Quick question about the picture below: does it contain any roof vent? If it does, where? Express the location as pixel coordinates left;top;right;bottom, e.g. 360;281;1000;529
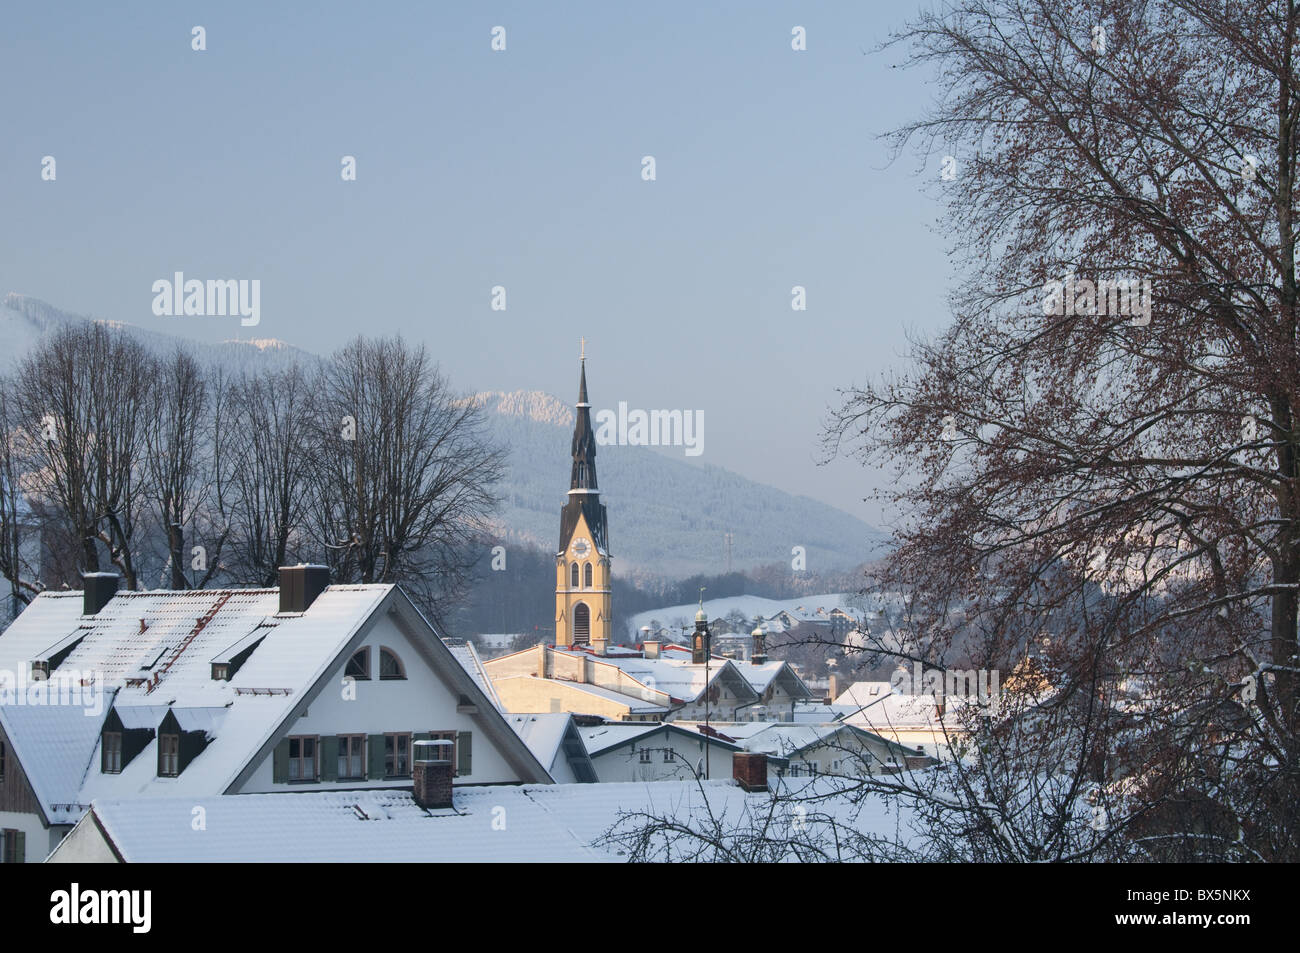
278;564;330;613
82;573;120;616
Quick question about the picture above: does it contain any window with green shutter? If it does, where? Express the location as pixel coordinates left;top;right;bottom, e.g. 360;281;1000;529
459;731;472;776
320;736;339;782
1;829;23;864
368;734;386;780
272;739;290;783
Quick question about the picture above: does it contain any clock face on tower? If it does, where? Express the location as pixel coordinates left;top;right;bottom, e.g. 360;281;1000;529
571;538;591;558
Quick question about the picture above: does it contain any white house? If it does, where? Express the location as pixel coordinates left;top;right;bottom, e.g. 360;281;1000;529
0;566;551;862
579;721;741;782
681;721;926;778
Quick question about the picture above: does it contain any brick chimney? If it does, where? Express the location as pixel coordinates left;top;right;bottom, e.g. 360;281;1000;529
732;751;768;792
412;739;454;809
278;564;330;613
82;572;119;616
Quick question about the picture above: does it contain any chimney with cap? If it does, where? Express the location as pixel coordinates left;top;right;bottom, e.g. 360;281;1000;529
278;564;330;613
82;572;120;616
733;751;768;792
412;739;455;809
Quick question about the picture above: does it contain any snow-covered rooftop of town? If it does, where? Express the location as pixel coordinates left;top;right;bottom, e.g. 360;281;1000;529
61;776;921;862
0;586;395;822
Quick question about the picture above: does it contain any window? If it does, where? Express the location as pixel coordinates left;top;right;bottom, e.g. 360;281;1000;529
584;562;593;588
287;736;318;781
379;648;405;680
338;735;365;780
662;747;673;763
573;603;590;645
102;732;123;774
211;663;230;681
429;731;457;773
639;747;652;764
385;733;411;778
570;562;579;588
1;829;23;864
159;734;180;777
345;648;370;680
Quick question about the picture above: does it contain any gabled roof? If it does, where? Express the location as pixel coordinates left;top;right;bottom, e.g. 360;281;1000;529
553;648;759;706
579;721;741;757
0;584;551;825
504;715;599;783
443;638;502;709
493;674;670;715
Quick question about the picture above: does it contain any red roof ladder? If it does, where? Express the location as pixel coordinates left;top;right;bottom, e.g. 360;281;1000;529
145;592;233;694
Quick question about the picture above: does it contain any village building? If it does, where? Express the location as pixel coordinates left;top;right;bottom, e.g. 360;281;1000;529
0;565;551;862
578;721;742;782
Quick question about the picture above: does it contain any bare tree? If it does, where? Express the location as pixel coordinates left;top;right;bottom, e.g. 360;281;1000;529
816;0;1300;860
225;365;316;586
308;336;505;623
13;323;155;589
0;378;43;615
143;348;209;589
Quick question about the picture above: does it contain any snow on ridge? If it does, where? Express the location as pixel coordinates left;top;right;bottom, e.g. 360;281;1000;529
466;390;574;427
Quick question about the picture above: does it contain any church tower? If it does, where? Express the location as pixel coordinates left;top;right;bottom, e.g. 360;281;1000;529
555;352;611;648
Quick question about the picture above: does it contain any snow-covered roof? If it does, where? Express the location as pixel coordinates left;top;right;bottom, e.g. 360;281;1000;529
834;681;971;731
507;713;576;768
0;584;549;824
494;674;672;715
579;722;663;756
555;648;759;706
579;721;741;757
62;776;921;863
443;639;502;709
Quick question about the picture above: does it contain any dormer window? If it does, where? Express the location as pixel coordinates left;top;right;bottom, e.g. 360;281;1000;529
30;661;48;682
102;732;123;773
346;648;371;680
379;648;405;680
159;733;180;777
211;663;230;681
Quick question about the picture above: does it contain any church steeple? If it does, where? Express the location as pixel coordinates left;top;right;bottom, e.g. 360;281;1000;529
570;358;598;491
556;344;612;648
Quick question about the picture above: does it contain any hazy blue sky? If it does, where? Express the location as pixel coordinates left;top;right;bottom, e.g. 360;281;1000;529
0;2;952;529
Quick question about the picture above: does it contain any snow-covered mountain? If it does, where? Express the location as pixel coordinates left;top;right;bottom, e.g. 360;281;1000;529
0;293;309;372
1;294;888;578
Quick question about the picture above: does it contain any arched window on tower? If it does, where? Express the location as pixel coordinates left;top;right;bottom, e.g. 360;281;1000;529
570;562;580;588
584;562;593;588
573;603;591;645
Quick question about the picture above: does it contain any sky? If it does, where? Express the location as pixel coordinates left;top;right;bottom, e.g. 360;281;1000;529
0;1;953;530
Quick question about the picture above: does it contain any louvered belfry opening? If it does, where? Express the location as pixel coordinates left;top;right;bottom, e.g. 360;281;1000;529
573;603;590;645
